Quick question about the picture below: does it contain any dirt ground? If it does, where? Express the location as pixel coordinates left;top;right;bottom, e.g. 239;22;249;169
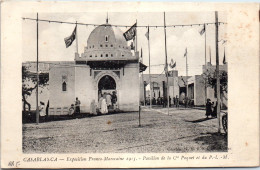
23;107;227;153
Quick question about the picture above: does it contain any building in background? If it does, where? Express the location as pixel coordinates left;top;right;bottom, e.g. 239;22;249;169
23;22;146;115
140;62;228;108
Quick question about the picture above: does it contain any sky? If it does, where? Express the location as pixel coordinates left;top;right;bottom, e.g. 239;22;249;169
22;12;227;76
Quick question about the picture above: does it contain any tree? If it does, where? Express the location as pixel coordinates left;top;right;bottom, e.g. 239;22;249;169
203;70;228;94
202;69;228;108
22;65;49;111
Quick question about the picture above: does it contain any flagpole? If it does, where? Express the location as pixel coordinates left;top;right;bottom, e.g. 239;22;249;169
215;11;221;133
36;13;39;124
210;46;212;64
148;26;152;109
136;20;138;53
163;12;169;116
186;48;188;101
76;21;79;54
204;23;207;105
141;49;145;106
136;19;141;127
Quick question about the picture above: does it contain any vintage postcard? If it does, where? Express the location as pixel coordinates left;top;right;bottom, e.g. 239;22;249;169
1;1;259;168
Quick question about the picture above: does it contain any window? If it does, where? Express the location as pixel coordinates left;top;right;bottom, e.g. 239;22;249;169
89;46;91;49
95;55;97;57
92;45;94;48
105;35;108;42
101;54;103;57
106;54;108;57
111;54;113;57
111;44;113;47
100;44;103;47
90;55;92;58
122;54;124;57
62;82;67;91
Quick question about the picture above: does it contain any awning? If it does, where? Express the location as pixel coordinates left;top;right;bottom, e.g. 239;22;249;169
86;60;129;69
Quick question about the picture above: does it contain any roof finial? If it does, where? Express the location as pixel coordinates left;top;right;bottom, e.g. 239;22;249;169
106;12;108;24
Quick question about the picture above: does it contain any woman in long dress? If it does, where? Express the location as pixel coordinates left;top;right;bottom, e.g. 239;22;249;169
101;97;108;114
98;96;103;114
90;100;97;116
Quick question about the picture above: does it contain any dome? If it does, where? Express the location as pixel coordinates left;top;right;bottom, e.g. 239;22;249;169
87;24;128;48
82;23;133;60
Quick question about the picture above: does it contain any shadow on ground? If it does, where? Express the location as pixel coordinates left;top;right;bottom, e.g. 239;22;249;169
185;117;215;123
194;132;228;152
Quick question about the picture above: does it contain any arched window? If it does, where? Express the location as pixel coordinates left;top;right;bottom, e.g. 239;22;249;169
106;54;108;57
105;35;108;42
62;81;67;91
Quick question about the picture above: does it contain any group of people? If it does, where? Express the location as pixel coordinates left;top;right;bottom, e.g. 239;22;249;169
69;97;81;117
148;95;183;108
205;99;218;118
69;91;118;116
92;91;118;115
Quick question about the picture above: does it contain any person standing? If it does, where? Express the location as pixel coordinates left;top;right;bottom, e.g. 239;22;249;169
39;101;46;122
90;100;97;116
111;91;117;109
75;97;81;116
169;96;171;107
176;95;179;108
205;99;212;118
106;93;112;109
101;96;108;114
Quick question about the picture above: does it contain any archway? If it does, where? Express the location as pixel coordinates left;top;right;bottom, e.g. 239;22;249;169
98;75;117;110
98;75;116;90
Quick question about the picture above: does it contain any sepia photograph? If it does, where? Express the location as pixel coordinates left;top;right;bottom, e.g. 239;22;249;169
22;12;228;153
1;1;259;168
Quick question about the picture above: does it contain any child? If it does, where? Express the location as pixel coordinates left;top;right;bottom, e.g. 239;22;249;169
69;104;75;117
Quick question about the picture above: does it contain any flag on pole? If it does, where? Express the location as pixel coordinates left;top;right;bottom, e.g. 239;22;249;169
145;26;149;40
123;23;136;41
223;48;227;64
64;26;77;48
184;48;187;57
169;59;176;69
199;25;205;35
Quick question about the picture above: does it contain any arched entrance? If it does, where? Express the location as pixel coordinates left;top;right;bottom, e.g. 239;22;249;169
98;75;116;90
98;75;118;110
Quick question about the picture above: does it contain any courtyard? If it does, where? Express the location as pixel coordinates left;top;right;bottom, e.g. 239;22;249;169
23;107;227;153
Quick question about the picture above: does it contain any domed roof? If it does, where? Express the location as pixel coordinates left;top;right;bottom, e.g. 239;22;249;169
77;23;137;63
87;24;127;48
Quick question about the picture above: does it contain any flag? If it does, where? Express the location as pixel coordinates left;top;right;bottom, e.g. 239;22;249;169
169;59;176;69
64;26;77;48
223;48;227;64
145;26;149;40
184;48;187;57
199;25;205;35
123;23;136;41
